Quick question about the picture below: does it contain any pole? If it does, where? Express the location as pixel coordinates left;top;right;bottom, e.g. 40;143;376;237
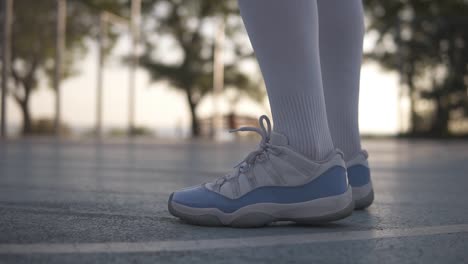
212;18;225;140
96;13;107;138
1;0;13;139
95;11;128;139
128;0;141;137
54;0;66;136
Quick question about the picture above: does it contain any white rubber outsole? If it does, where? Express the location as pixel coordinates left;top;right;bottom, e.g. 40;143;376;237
168;187;354;228
351;181;374;210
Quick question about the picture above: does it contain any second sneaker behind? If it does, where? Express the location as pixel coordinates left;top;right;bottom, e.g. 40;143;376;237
346;150;374;210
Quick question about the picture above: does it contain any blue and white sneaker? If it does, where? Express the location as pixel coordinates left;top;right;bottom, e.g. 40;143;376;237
346;150;374;210
168;115;354;227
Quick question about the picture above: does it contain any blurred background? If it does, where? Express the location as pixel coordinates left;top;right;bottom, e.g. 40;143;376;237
1;2;468;262
0;0;467;141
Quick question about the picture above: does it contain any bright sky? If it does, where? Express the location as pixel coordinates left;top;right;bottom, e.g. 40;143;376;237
4;33;403;137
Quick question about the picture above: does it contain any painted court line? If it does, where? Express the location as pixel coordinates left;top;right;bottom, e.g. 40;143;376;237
1;224;467;255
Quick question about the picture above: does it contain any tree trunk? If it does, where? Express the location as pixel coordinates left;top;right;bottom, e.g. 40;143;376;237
407;73;419;135
12;65;36;136
432;94;450;137
20;100;32;135
186;91;200;137
409;91;418;134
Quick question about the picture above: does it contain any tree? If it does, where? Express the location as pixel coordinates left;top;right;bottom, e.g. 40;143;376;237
140;0;257;137
3;0;124;135
364;0;468;136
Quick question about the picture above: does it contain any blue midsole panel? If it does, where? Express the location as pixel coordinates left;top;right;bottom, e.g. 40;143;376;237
172;166;348;213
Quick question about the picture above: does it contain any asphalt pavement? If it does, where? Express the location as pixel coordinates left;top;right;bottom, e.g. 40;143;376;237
0;138;467;263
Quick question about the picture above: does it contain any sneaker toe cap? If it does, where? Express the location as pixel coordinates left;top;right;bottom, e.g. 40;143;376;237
170;184;221;208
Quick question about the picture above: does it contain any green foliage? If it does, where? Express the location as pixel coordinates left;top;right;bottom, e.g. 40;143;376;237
30;118;71;136
364;0;468;136
6;0;125;134
139;0;258;137
108;126;155;137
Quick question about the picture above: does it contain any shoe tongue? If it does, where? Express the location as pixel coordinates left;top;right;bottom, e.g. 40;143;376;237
269;131;289;146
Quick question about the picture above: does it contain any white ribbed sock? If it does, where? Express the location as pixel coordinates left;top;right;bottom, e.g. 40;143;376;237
318;0;365;161
238;0;334;160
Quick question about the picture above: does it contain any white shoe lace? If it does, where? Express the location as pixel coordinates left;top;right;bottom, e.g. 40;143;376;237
213;115;277;191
